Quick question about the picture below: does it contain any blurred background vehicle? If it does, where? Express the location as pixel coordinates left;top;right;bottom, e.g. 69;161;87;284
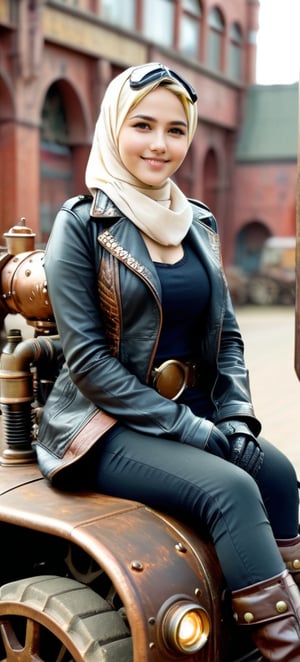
226;236;296;306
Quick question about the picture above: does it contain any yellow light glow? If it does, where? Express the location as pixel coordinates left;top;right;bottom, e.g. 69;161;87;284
177;610;206;648
163;601;210;654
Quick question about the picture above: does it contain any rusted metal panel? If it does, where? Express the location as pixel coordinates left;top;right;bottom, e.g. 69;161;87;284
0;462;41;495
74;508;227;661
0;462;227;661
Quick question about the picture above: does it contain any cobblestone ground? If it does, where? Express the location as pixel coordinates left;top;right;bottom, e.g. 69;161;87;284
236;305;300;477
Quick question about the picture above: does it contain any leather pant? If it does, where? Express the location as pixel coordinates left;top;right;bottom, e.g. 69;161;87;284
79;426;299;591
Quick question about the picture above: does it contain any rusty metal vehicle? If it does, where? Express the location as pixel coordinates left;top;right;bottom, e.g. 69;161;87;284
0;220;261;662
247;236;296;306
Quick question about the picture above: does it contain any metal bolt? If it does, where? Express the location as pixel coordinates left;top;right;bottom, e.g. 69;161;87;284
130;560;144;572
175;542;187;553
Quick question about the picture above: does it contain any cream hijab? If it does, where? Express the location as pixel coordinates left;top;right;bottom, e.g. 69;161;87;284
85;64;198;246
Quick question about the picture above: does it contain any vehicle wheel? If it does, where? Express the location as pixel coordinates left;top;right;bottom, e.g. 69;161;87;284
279;284;295;305
0;575;132;662
248;277;279;305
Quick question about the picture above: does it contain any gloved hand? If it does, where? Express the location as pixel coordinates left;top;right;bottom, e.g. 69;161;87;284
190;419;230;460
205;425;231;460
216;420;264;478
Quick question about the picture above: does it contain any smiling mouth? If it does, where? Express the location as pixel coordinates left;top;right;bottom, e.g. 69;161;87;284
142;157;168;166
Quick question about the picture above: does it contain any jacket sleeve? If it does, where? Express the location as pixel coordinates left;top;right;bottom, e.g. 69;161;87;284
189;203;261;437
43;202;217;448
211;280;261;436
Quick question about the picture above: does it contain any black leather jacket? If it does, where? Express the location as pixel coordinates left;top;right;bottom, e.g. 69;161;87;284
34;193;261;481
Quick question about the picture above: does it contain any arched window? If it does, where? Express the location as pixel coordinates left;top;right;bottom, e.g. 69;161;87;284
179;0;202;58
99;0;135;30
208;7;225;72
236;222;271;274
229;22;242;80
142;0;174;47
40;85;72;243
203;148;218;214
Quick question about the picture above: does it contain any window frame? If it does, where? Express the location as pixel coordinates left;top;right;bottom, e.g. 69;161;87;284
228;21;243;81
207;6;225;73
179;0;202;59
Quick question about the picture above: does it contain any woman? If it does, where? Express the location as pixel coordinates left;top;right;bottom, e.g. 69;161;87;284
35;63;300;659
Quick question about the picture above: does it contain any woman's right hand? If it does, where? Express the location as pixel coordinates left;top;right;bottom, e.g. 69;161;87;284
191;420;230;459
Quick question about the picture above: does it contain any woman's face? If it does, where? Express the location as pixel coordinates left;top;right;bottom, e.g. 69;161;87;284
118;86;189;186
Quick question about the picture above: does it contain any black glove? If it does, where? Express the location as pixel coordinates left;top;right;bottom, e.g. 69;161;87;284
189;419;230;460
205;425;231;460
217;420;264;478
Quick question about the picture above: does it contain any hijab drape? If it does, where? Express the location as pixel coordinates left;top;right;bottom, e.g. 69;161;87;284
85;65;198;246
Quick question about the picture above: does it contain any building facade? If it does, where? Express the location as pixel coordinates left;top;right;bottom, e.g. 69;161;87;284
233;84;298;270
1;0;296;270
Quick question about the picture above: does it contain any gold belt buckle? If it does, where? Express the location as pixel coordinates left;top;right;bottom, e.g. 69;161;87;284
151;359;190;401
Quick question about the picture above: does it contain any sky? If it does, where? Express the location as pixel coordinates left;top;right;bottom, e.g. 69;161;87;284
256;0;300;84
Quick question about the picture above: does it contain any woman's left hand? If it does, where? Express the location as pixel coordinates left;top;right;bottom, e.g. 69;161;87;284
216;420;264;478
228;434;264;478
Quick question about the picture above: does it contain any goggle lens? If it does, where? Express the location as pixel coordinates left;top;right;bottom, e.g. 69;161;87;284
130;63;198;103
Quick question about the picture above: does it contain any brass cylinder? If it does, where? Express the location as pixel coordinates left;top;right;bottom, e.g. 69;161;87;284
3;221;36;255
0;369;33;404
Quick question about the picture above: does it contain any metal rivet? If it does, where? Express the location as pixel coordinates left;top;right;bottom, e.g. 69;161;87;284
175;542;187;553
293;559;300;570
149;642;155;649
276;600;288;613
130;560;144;572
148;617;155;625
243;612;254;623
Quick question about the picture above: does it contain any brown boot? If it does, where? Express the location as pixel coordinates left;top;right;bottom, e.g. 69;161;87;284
232;570;300;660
277;537;300;586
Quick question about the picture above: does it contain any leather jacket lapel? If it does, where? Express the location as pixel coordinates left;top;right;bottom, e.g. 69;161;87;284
97;220;162;300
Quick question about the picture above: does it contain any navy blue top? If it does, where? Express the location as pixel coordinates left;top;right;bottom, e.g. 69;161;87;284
154;242;212;416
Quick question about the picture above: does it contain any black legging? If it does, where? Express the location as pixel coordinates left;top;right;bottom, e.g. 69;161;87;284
80;425;299;591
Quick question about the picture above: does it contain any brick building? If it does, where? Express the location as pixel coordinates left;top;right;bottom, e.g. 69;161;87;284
232;83;298;270
0;0;296;268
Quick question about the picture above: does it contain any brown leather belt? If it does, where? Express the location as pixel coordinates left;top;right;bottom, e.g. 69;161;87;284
151;359;201;401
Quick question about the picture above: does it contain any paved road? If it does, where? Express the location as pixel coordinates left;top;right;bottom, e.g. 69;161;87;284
236;305;300;476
